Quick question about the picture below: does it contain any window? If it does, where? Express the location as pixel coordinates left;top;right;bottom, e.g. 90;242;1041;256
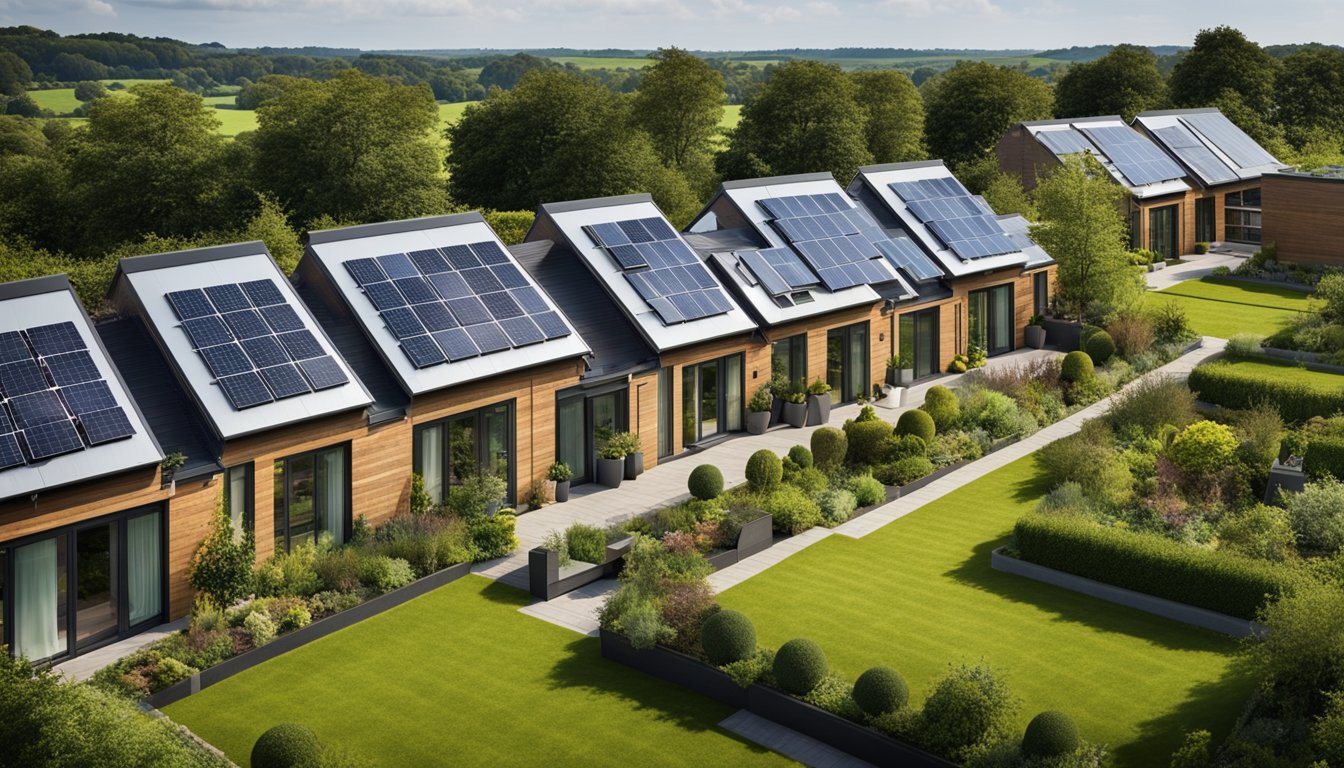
657;367;672;458
826;322;870;403
273;444;349;553
556;386;628;485
1225;188;1262;244
1033;272;1049;316
681;354;745;446
969;284;1014;356
770;334;807;391
898;309;939;380
224;463;254;541
413;401;515;506
1195;197;1215;243
1129;211;1141;250
1148;204;1179;260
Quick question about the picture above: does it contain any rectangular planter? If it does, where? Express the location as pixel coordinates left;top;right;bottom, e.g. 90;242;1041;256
1041;318;1081;352
705;514;773;572
529;537;633;601
599;629;748;709
147;560;473;708
1265;460;1306;504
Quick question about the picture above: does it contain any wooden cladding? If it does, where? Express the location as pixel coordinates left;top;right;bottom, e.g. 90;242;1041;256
1262;174;1344;266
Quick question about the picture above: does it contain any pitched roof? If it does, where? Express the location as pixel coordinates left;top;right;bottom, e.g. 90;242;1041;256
1019;116;1192;199
1133;108;1288;188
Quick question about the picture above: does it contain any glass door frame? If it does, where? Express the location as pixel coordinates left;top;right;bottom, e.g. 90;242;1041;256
681;353;745;447
900;308;940;381
826;321;871;404
969;284;1014;357
412;401;518;506
274;443;353;553
1148;203;1179;260
1194;196;1215;244
555;383;630;486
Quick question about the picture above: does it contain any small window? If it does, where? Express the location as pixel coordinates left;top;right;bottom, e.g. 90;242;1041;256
224;463;254;541
1033;272;1049;316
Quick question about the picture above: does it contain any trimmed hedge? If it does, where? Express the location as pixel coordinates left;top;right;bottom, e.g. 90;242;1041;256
701;610;756;666
895;409;936;443
1022;711;1080;758
1306;436;1344;480
773;638;828;695
252;723;321;768
1188;362;1344;423
1084;331;1115;364
745;450;782;493
1061;351;1093;383
811;427;848;472
1013;514;1295;620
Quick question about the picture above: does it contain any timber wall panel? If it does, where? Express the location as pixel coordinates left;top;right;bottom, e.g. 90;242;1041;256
1261;175;1344;265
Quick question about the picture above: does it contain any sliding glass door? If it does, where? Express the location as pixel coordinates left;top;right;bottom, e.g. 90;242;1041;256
826;322;870;403
1149;204;1179;260
274;444;349;553
681;354;744;446
969;284;1014;357
556;386;629;485
899;309;940;380
413;401;517;505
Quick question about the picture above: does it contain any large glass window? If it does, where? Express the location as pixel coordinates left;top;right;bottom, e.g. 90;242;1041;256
126;512;162;628
1033;272;1049;316
274;444;349;553
770;334;807;392
74;523;117;647
414;401;515;505
224;463;253;542
899;309;940;380
657;367;673;458
1148;204;1179;260
681;354;744;446
1195;197;1215;244
13;536;65;661
826;322;870;403
970;284;1014;356
556;387;628;485
1225;188;1262;244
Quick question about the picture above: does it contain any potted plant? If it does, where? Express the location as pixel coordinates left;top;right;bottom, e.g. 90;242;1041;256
548;462;573;503
805;378;832;425
768;375;787;425
1025;315;1047;349
747;385;773;435
610;431;643;480
888;349;914;386
595;442;625;489
160;451;186;489
782;389;807;428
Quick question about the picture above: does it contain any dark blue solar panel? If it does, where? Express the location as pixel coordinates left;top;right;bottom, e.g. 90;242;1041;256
392;277;438;305
592;216;733;324
167;289;216;320
1078;124;1186;186
79;407;134;445
61;379;117;416
481;292;524;320
618;219;654;243
362;281;407;311
221;310;272;340
639;217;678;240
259;363;311;399
241;336;290;368
1181;112;1278;169
23;419;82;460
740;250;794;296
498;316;545;346
511;287;549;315
1035;128;1096;156
888;178;1022;262
491;264;531;290
429;272;472;301
408;249;450;274
441;245;479;270
757;193;903;292
585;222;630;248
607;244;647;270
26;321;85;357
376;253;418;280
44;350;100;387
412;302;458;332
464;322;512;354
11;390;67;429
344;258;386;287
533;311;571;340
259;304;305;333
470;241;511;266
0;331;31;365
877;238;943;282
380;307;426;340
460;268;504;294
0;358;50;397
217;371;273;409
203;284;251;313
0;403;11;433
181;316;234;349
431;328;478;362
1153;124;1238;185
297;356;349;391
0;432;23;469
199;343;255;378
446;297;492;326
240;279;286;307
277;330;324;361
400;335;446;368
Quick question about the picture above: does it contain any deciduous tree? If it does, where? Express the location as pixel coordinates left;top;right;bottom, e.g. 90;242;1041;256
632;48;725;171
921;61;1053;167
1053;44;1167;120
1275;47;1344;144
850;70;924;163
1168;26;1280;114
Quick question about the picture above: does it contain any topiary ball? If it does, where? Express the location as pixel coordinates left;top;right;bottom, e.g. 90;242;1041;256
773;638;828;695
745;449;783;493
853;666;909;716
251;723;321;768
895;409;936;443
700;609;757;666
1022;711;1081;758
687;464;724;500
1060;350;1094;383
1084;331;1116;364
787;444;813;469
811;427;848;471
921;385;960;432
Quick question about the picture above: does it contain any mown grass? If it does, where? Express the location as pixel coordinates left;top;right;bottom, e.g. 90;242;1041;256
717;453;1255;768
28;79;167;115
1146;277;1313;339
164;576;788;768
1212;355;1344;388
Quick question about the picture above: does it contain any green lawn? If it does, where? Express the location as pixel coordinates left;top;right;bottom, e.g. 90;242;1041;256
1209;355;1344;388
28;79;168;115
1146;277;1312;338
717;454;1254;767
164;576;788;767
548;56;654;69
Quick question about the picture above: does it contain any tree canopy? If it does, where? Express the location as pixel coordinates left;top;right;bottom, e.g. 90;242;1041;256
1168;26;1280;114
850;69;925;164
921;61;1053;167
1275;47;1344;144
1053;44;1167;121
631;47;725;171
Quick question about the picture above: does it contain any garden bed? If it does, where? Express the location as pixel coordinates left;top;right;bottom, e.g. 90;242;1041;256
529;536;632;601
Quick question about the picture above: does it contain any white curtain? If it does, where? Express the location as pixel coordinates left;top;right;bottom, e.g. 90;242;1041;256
725;356;743;432
320;448;346;545
128;513;162;626
227;466;248;541
418;426;443;504
14;539;61;660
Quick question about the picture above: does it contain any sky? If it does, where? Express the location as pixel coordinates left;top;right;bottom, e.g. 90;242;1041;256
0;0;1339;52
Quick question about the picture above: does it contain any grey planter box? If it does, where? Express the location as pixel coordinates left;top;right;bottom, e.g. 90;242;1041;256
624;452;644;480
1024;325;1046;349
596;457;624;488
806;394;832;425
553;480;570;503
529;536;633;601
782;401;807;428
1265;459;1306;504
599;629;749;709
769;397;784;426
1041;317;1081;352
704;514;774;571
746;410;771;435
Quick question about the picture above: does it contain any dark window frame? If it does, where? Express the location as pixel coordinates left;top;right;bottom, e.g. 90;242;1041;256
273;442;352;554
680;353;746;446
224;462;255;539
412;400;517;505
555;384;630;486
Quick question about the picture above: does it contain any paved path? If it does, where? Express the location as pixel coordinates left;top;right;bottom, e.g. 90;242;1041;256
719;710;875;768
1147;250;1246;291
54;617;187;682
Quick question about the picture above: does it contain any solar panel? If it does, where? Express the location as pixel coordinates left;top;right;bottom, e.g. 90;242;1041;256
441;245;479;270
533;311;571;340
393;277;438;305
498;316;545;346
203;284;251;314
380;307;426;340
344;258;386;287
471;241;511;266
277;330;324;361
1035;128;1096;156
887;177;1023;262
585;222;630;248
376;253;418;280
464;322;512;354
429;272;472;301
461;268;503;294
167;289;216;320
217;371;274;409
756;193;904;290
0;359;50;397
510;287;549;315
1078;124;1186;186
588;216;733;325
61;379;117;416
241;279;286;307
0;433;23;469
362;281;407;311
431;328;478;361
481;292;523;320
11;390;68;429
0;332;31;365
241;336;290;368
877;238;944;282
607;244;647;270
199;343;254;378
44;350;101;387
739;250;796;296
181;316;235;349
297;356;349;391
491;263;531;290
412;302;458;332
23;419;83;460
446;297;492;326
79;407;135;445
0;404;10;434
1181;112;1278;169
26;321;85;357
259;304;305;333
221;310;272;340
1153;125;1238;185
259;364;311;399
408;249;450;274
400;335;446;368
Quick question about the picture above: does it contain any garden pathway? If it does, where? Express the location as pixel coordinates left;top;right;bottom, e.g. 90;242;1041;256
719;710;875;768
1146;251;1245;290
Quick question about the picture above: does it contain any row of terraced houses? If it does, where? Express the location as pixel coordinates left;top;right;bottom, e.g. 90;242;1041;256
0;107;1296;664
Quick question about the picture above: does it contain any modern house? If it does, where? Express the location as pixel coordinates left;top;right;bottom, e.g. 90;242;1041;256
997;116;1193;259
299;213;591;506
525;195;758;468
684;174;915;400
1132;108;1287;250
849;161;1055;369
1260;166;1344;266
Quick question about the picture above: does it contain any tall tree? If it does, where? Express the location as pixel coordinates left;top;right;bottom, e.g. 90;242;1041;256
920;61;1053;167
850;70;925;164
1168;26;1280;114
446;70;699;225
1030;155;1143;321
254;69;446;226
717;60;871;182
1275;47;1344;144
1053;44;1167;120
0;51;31;98
631;48;725;171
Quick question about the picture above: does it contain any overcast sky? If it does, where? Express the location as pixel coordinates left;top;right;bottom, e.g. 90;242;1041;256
0;0;1338;51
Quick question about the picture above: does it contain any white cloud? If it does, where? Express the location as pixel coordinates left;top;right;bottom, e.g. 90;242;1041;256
873;0;1001;18
0;0;114;15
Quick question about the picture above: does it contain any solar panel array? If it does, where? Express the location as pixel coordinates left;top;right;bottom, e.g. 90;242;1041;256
1077;125;1187;186
1180;112;1278;170
344;242;572;368
166;280;349;410
755;193;905;292
583;218;735;325
0;321;136;470
877;237;945;281
1152;124;1239;184
1035;128;1096;156
888;177;1022;261
738;247;820;300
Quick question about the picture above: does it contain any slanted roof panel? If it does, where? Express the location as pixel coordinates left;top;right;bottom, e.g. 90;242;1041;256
1025;118;1192;199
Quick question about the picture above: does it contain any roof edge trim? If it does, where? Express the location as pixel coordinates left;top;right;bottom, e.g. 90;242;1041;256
118;241;269;275
307;212;487;245
1134;108;1220;118
1021;115;1125;128
539;194;654;215
720;172;836;190
0;274;71;302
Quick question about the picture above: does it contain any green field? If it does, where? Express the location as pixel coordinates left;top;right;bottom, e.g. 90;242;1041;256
1147;277;1313;339
164;576;788;767
29;79;168;115
717;453;1253;767
1209;355;1344;389
549;56;654;69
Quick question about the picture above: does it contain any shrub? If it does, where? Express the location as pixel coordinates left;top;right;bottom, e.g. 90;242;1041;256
1152;301;1196;344
921;385;960;432
855;405;880;422
314;548;361;593
251;722;321;768
1225;403;1283;473
1217;504;1297;562
874;456;934;487
358;556;415;593
659;580;717;653
373;513;473;577
701;609;757;665
787;444;813;469
1252;580;1344;715
1307;436;1344;481
1065;373;1111;406
1013;514;1295;619
920;663;1019;761
1021;711;1081;758
811;427;848;471
844;420;893;468
1108;313;1154;358
763;485;823;534
244;610;276;647
565;523;606;564
310;590;362;616
723;648;776;689
745;450;783;493
773;638;828;695
1225;333;1265;359
786;466;829;494
189;503;255;607
1189;362;1344;423
1060;351;1093;383
1166;421;1238;476
1104;376;1196;437
896;409;936;443
1282;477;1344;554
469;513;518;560
930;431;985;466
848;473;885;506
960;388;1034;439
687;464;724;500
1084;331;1115;364
888;433;927;460
853;666;909;716
817;488;858;525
